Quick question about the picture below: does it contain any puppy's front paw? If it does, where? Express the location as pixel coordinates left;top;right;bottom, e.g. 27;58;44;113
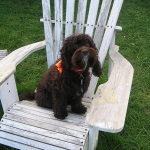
71;104;87;114
54;111;68;119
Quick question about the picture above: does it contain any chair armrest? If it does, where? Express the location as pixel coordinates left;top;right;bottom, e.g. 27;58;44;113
0;41;46;85
86;45;134;133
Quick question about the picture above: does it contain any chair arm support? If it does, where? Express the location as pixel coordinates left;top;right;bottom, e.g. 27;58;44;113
0;41;46;85
86;45;134;133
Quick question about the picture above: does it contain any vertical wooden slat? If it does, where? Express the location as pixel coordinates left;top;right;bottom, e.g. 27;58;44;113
84;76;98;98
99;0;124;66
85;0;124;98
42;0;54;67
85;0;100;36
54;0;63;61
94;0;112;49
84;0;112;98
75;0;87;34
108;31;116;77
65;0;75;38
83;0;101;98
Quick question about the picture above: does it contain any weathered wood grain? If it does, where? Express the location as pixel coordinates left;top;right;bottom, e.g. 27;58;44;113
0;138;41;150
0;100;89;150
65;0;75;38
3;113;87;139
9;104;87;126
94;0;112;49
40;19;122;31
54;0;63;60
19;98;91;116
86;46;134;133
0;130;66;150
99;0;124;66
42;0;54;67
18;99;91;116
1;119;85;146
76;0;87;34
85;0;100;36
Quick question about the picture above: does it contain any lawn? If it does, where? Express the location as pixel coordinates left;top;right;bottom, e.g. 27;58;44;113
0;0;150;150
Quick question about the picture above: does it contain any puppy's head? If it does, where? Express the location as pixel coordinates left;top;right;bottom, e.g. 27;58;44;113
60;34;102;77
71;46;97;71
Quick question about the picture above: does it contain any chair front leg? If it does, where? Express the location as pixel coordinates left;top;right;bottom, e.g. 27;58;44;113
88;127;99;150
0;74;19;112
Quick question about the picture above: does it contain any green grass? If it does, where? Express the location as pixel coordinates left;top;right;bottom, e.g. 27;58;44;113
0;0;150;149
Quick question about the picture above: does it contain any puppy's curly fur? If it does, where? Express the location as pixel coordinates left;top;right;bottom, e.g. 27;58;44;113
21;34;102;119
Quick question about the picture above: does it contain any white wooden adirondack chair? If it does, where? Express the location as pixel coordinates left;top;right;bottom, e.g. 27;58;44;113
0;0;134;149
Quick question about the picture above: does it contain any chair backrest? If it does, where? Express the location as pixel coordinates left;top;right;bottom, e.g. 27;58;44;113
41;0;123;98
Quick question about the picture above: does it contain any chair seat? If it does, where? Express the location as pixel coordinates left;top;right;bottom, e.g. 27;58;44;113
0;99;91;150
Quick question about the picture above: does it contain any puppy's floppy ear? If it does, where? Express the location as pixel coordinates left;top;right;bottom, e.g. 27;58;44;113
92;59;102;77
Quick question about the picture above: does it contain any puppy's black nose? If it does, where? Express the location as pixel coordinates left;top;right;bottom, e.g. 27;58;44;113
81;49;89;55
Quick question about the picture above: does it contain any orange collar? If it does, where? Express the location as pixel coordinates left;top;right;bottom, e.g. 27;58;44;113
56;60;83;74
56;60;63;73
73;68;83;74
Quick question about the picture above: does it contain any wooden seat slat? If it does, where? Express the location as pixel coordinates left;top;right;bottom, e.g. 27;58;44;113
1;119;85;146
0;138;41;150
10;104;86;125
0;130;66;150
3;113;87;139
17;102;87;117
0;100;89;149
6;104;88;129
